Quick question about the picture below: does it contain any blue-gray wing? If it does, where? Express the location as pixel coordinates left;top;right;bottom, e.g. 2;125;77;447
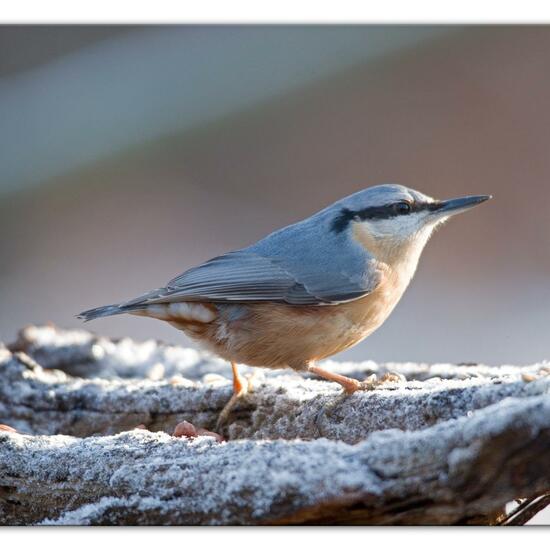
122;249;383;308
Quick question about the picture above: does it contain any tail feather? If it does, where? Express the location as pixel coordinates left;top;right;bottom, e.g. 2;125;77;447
77;303;127;322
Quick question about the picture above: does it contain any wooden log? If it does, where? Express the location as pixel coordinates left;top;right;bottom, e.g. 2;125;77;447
1;325;549;525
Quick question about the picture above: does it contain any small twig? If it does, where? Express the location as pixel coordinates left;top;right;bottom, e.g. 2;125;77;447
498;493;550;525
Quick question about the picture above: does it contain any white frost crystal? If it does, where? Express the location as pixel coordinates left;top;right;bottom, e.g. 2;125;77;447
1;325;549;525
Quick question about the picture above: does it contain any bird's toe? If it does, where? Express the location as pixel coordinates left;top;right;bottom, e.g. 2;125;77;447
359;374;379;391
380;371;407;384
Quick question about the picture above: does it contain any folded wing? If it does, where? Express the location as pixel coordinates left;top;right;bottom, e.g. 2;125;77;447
122;249;382;308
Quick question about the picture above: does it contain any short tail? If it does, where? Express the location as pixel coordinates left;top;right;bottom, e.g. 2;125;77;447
77;303;128;322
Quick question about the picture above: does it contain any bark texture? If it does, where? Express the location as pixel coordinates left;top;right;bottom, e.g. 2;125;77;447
1;325;549;525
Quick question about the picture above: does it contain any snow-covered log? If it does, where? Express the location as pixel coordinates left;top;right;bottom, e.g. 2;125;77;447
1;325;549;525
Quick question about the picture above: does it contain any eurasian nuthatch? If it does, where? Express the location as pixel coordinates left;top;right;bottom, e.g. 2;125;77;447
79;184;491;427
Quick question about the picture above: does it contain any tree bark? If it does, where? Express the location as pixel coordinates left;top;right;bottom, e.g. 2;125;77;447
1;325;549;525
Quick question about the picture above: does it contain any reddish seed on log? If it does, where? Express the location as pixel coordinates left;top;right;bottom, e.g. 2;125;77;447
173;420;224;442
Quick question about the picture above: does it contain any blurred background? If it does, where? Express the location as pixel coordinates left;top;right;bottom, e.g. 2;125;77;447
1;25;549;366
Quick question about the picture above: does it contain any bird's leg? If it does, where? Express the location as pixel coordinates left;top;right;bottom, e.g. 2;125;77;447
307;363;364;393
215;362;248;430
379;371;407;384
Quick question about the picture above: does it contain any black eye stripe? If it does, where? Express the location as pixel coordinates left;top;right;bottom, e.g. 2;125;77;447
330;201;442;233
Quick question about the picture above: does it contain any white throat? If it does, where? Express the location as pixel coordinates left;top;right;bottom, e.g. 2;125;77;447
353;219;436;289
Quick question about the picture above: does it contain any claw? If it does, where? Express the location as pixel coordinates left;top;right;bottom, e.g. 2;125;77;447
359;371;406;391
215;362;252;431
215;388;247;431
380;371;407;384
359;373;379;391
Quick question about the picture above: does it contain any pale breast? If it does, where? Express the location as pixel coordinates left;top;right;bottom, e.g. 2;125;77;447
198;277;407;369
130;263;409;371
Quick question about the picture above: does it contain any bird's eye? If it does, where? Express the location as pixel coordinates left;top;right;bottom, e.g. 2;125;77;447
394;201;412;215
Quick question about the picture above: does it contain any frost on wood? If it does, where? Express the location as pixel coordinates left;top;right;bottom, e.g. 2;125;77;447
1;325;550;525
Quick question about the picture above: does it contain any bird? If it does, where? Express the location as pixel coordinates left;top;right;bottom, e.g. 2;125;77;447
79;184;491;429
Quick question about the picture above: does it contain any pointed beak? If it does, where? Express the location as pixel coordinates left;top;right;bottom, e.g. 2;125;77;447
431;194;492;218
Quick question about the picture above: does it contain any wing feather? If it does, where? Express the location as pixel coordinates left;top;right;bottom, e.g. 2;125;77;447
122;249;382;308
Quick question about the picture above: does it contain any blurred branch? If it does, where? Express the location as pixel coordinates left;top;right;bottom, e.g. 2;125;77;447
498;494;550;526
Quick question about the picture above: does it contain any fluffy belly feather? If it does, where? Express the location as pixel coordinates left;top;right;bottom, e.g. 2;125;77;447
188;284;402;369
134;272;407;370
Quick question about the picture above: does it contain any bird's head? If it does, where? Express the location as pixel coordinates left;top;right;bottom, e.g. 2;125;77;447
329;184;491;265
